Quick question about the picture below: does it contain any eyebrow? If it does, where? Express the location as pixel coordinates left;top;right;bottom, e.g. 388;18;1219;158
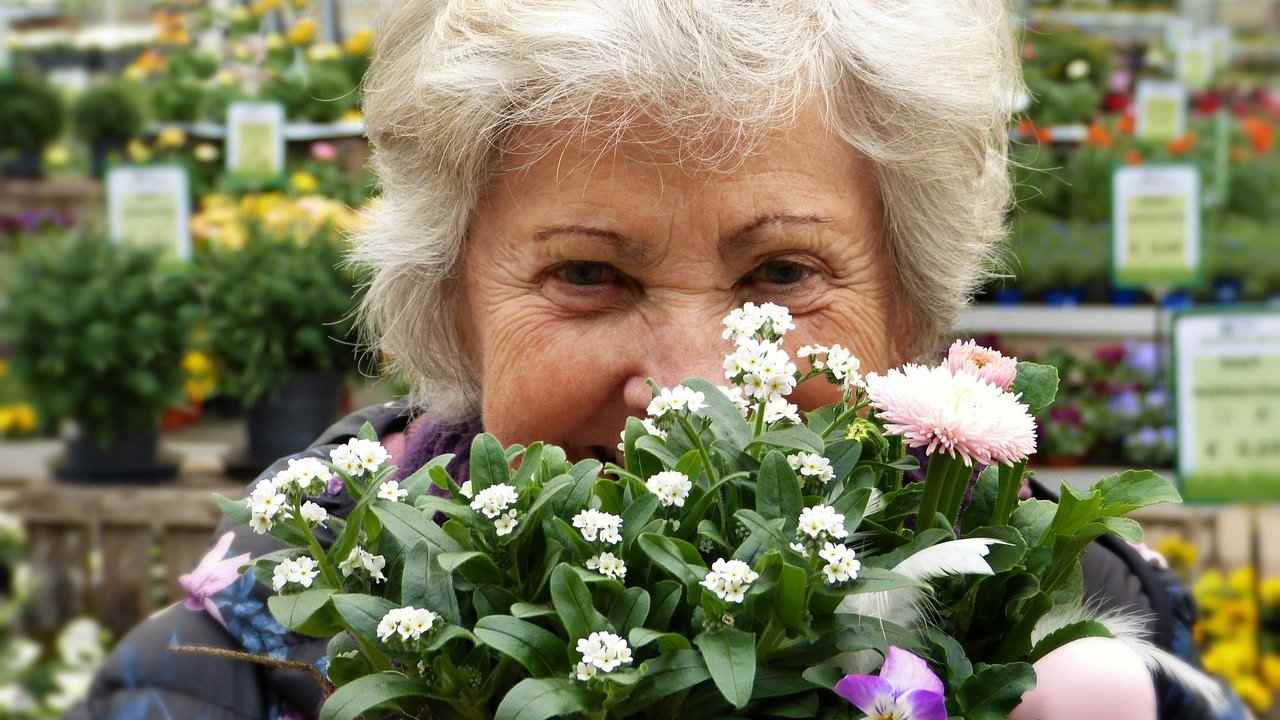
532;213;833;262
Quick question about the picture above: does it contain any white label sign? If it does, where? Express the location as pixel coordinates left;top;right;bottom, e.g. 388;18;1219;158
1175;311;1280;502
1178;33;1214;90
226;101;286;177
1134;80;1186;142
107;165;192;260
1112;165;1200;289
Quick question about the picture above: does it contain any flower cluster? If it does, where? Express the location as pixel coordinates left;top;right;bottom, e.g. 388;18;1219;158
721;301;796;344
575;632;633;680
338;546;387;583
646;471;692;508
717;385;752;417
864;363;1036;467
797;505;848;542
586;552;627;581
700;558;760;604
723;337;798;401
947;339;1018;391
471;483;520;536
376;606;439;643
799;344;864;389
572;509;624;545
248;476;290;534
278;456;334;495
376;480;408;503
299;501;328;525
788;452;835;486
271;556;319;592
646;385;707;419
818;542;861;585
329;438;391;477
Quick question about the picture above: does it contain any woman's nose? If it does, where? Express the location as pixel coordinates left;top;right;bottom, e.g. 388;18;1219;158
621;314;728;414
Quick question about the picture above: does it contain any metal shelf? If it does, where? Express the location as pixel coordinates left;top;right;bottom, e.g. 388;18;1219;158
956;305;1167;339
150;120;366;142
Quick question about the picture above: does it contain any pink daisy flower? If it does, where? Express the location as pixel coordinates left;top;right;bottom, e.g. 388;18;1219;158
864;363;1036;466
946;339;1018;391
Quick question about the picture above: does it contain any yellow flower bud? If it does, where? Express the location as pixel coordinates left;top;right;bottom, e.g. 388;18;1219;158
287;18;318;46
194;143;220;163
44;144;71;167
127;139;152;163
291;171;319;194
343;29;374;56
12;404;37;433
157;127;187;149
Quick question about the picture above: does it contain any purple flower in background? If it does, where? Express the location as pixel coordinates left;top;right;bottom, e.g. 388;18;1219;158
1145;388;1169;410
179;531;251;626
1124;341;1159;377
1108;390;1142;419
836;646;947;720
1159;425;1176;447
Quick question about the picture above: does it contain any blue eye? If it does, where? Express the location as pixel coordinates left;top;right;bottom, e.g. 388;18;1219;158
558;261;613;286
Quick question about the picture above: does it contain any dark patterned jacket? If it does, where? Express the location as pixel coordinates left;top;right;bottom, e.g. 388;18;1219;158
66;403;1243;719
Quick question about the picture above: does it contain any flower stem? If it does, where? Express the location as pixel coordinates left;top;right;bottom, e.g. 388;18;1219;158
820;403;861;441
756;617;785;663
992;461;1026;526
677;415;720;486
292;500;342;589
940;461;973;527
915;455;952;532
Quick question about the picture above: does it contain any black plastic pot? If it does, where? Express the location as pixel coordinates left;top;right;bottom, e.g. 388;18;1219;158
89;140;125;180
55;426;176;483
244;372;344;472
3;149;43;180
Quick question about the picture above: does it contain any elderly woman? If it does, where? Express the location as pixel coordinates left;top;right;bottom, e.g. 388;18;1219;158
71;2;1236;719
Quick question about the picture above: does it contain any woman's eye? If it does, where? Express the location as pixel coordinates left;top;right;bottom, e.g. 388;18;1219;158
750;260;811;286
556;261;615;286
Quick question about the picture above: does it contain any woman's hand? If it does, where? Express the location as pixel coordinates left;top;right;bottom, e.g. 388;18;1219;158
1011;637;1156;720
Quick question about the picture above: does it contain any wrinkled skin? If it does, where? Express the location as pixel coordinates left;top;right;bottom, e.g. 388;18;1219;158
459;105;907;462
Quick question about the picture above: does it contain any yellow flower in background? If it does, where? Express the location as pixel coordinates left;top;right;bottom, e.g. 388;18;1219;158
1195;570;1227;611
194;143;220;163
291;171;319;194
44;144;71;168
1264;655;1280;690
1156;536;1198;571
157;127;187;149
181;351;213;377
1229;567;1257;596
1233;675;1273;714
233;42;253;62
307;43;341;62
0;408;13;434
289;0;311;9
341;109;364;124
124;65;147;81
11;404;36;433
287;18;318;46
250;0;280;17
1203;638;1258;679
215;69;238;87
1261;577;1280;607
127;139;152;163
344;29;373;56
265;33;285;51
0;358;9;378
185;378;216;404
229;5;250;23
1221;598;1259;631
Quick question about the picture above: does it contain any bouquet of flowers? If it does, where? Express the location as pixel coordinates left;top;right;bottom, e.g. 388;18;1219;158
214;303;1206;719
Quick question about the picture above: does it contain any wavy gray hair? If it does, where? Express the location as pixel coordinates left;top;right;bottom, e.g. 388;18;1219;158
354;0;1023;421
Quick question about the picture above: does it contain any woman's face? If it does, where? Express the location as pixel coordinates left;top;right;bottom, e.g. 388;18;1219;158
459;106;911;461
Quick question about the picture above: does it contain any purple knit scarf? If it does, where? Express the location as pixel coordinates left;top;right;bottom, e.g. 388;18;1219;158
395;415;485;488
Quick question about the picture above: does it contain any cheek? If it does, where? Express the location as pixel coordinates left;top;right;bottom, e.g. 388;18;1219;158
785;295;898;412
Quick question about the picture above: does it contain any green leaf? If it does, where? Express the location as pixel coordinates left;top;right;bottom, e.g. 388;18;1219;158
557;460;602;516
636;435;681;469
356;421;379;442
747;426;825;455
1092;469;1182;515
415;495;480;525
371;503;461;557
332;593;398;644
734;509;789;550
469;433;510;493
550;564;605;641
751;666;815;700
757;451;803;523
961;466;1000;530
1100;516;1144;542
759;691;818;717
958;662;1037;718
214;494;250;525
493;678;592;720
626;649;712;711
799;664;843;690
775;561;808;630
677;476;732;541
628;627;692;652
267;588;339;637
511;603;558;620
474;615;570;676
639;533;708;588
1011;361;1059;413
437;551;504;585
832;486;873;537
403;454;454;502
400;542;461;625
694;628;757;709
511;442;544;491
683;378;753;450
608;587;651;636
1010;499;1056;547
844;566;925;595
1030;620;1113;663
925;628;974;687
622;493;661;552
511;478;571;542
319;671;428;720
648;581;683;631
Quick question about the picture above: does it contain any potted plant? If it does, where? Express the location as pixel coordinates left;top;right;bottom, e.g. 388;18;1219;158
2;235;197;480
0;72;66;179
70;81;146;179
196;213;360;472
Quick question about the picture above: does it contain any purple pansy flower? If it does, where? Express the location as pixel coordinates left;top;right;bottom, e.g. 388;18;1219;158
178;531;251;626
835;646;947;720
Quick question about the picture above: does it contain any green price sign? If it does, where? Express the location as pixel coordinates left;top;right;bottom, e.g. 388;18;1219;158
107;165;191;260
1175;310;1280;503
1112;165;1201;289
227;102;285;178
1135;80;1185;142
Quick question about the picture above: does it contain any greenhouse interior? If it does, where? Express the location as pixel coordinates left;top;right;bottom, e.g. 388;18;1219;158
0;0;1278;718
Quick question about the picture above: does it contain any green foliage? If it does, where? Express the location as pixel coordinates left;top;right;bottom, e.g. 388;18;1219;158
195;223;359;406
0;72;66;153
1;235;197;446
261;64;360;123
70;82;146;145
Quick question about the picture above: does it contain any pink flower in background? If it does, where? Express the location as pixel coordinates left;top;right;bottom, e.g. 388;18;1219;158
179;531;251;626
946;339;1018;391
865;363;1037;467
836;646;947;720
310;141;337;162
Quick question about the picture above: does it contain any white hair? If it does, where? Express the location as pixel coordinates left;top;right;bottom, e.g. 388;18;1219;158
355;0;1023;420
